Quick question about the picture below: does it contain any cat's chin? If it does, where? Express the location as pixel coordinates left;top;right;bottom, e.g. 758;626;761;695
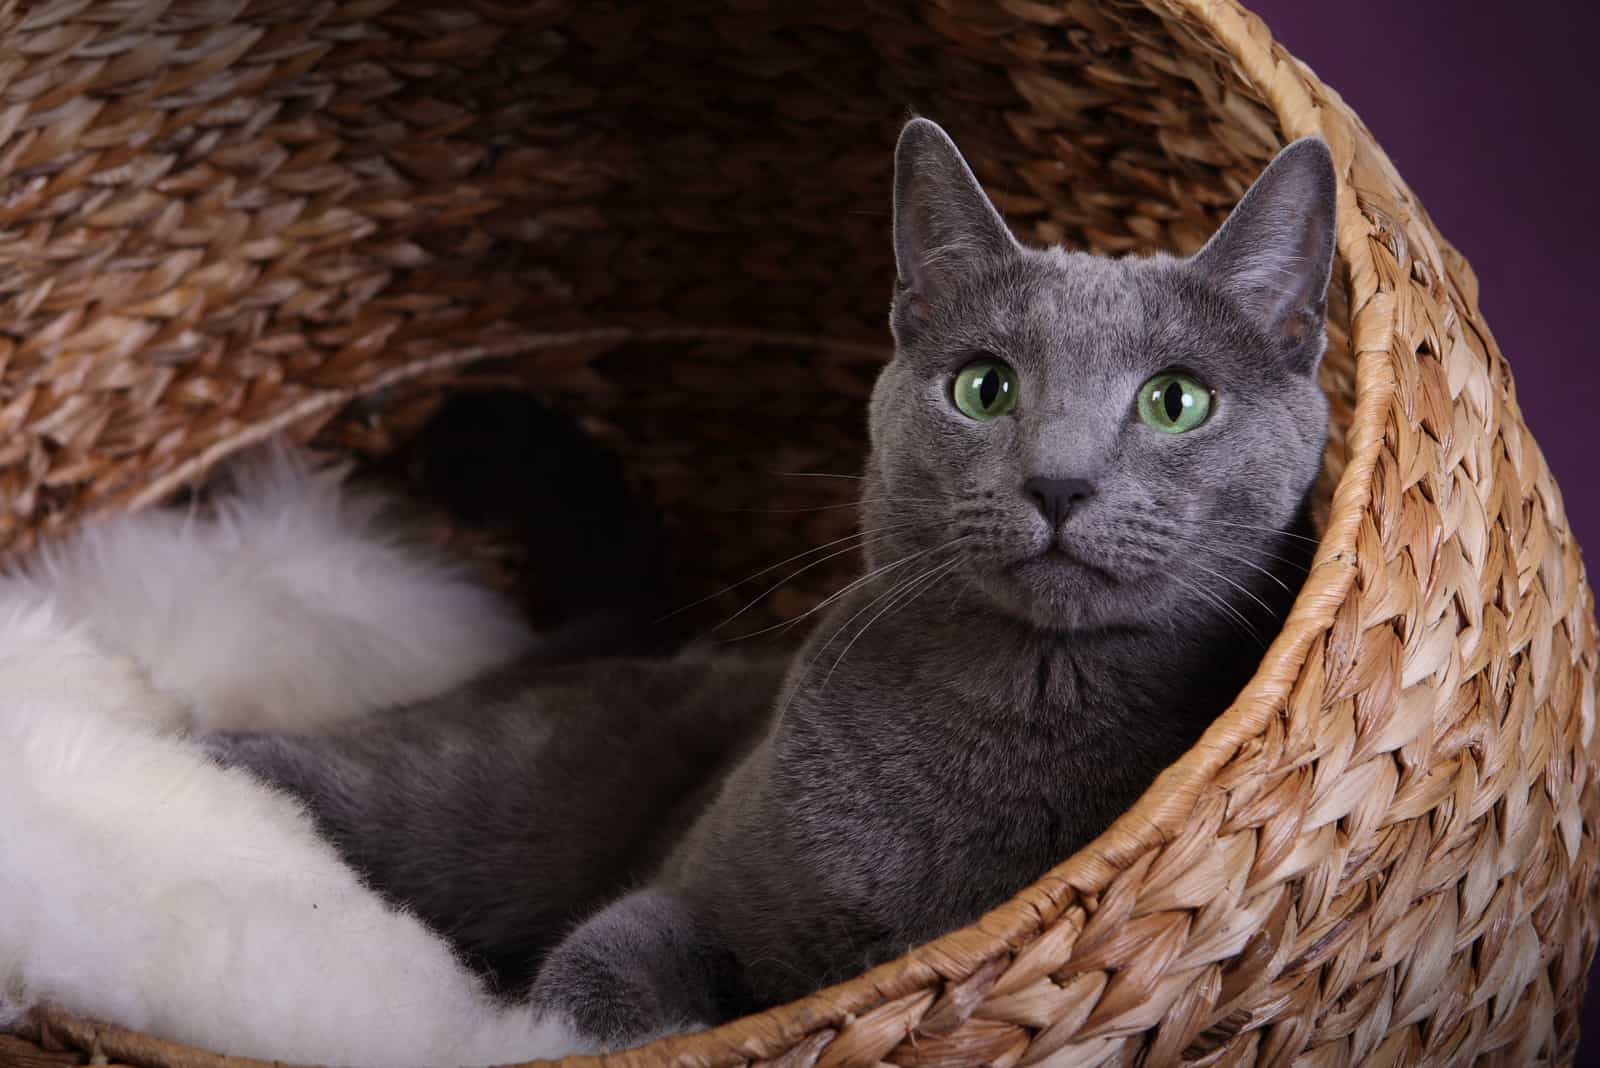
988;552;1138;632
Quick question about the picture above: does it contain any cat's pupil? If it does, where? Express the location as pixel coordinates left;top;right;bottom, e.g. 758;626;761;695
978;370;1000;408
1162;381;1184;421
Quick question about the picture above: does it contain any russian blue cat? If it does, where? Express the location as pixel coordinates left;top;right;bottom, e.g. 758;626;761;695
216;117;1337;1051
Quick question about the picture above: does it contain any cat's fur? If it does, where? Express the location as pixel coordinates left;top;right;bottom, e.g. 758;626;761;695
210;649;785;994
217;119;1338;1050
0;452;582;1065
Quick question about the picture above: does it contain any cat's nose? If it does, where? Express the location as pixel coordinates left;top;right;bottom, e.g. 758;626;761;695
1022;476;1095;527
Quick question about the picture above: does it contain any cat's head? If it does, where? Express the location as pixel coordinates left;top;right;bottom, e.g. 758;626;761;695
864;118;1335;634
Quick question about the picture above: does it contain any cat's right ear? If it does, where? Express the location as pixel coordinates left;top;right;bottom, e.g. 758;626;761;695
892;118;1019;322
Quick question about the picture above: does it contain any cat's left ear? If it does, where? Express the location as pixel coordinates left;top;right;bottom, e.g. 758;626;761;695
1190;137;1338;367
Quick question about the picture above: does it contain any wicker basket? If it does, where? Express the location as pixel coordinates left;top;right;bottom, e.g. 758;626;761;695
3;1;1597;1066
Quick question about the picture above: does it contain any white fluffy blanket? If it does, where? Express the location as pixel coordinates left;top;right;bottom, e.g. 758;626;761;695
0;450;586;1065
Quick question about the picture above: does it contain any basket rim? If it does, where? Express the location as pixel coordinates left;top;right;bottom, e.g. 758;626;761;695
15;1;1400;1066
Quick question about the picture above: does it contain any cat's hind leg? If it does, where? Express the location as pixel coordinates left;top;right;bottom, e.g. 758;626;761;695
200;731;339;812
532;888;735;1050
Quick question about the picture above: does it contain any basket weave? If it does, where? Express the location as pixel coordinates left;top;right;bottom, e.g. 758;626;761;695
3;1;1597;1066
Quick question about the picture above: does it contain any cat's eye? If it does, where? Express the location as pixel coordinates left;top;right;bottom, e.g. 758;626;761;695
1137;372;1212;433
952;358;1018;420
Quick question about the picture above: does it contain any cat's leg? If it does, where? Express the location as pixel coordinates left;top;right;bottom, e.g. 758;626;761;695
532;888;734;1050
200;730;337;810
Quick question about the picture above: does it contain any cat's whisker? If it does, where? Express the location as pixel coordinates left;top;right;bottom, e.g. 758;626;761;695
819;557;962;694
806;536;972;663
1190;518;1323;546
1181;557;1280;621
770;471;865;481
773;535;972;715
1170;536;1297;595
1181;578;1267;650
716;528;957;643
711;497;941;515
657;523;919;623
1176;531;1313;574
705;526;927;634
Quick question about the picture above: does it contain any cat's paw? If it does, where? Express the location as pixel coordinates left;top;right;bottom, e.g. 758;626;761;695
530;889;721;1051
532;938;695;1051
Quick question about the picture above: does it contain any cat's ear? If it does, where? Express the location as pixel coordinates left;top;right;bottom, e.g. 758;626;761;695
893;118;1020;315
1190;137;1338;365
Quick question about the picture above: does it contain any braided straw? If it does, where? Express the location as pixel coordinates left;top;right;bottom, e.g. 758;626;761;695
7;1;1597;1066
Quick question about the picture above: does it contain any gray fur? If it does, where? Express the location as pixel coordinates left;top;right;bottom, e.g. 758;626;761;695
207;649;785;994
213;118;1337;1050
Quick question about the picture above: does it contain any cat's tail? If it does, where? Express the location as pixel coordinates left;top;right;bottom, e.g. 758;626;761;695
7;442;535;733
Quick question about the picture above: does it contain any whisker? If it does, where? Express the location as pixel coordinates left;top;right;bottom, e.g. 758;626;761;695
711;497;941;515
771;471;865;481
1182;556;1280;621
1172;536;1296;595
705;527;920;634
808;536;973;662
1190;518;1322;546
720;528;961;642
1175;529;1312;573
657;522;918;623
776;536;972;712
1182;578;1266;649
819;557;962;693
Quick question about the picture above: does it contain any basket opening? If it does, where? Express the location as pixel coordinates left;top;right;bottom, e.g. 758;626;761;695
292;5;1358;636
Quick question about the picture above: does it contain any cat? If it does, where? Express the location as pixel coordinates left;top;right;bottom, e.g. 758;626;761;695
214;117;1337;1051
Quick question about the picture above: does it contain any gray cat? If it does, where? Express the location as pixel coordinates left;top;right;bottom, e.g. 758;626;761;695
212;118;1336;1050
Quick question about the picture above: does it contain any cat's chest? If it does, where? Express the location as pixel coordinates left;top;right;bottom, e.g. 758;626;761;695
783;625;1170;854
784;646;1127;833
793;632;1132;761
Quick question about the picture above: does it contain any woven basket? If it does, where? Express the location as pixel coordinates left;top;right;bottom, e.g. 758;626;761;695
4;1;1597;1066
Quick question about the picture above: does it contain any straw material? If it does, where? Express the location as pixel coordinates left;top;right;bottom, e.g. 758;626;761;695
5;0;1597;1065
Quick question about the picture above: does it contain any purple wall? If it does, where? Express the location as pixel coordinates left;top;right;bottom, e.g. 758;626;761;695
1250;1;1598;551
1247;0;1600;1056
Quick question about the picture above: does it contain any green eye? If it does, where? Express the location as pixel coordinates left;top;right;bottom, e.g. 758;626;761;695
1137;372;1212;433
952;358;1018;420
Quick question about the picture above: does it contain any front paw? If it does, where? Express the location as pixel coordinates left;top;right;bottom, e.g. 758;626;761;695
531;936;700;1051
529;888;729;1051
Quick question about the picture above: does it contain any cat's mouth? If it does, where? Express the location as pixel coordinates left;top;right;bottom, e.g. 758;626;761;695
986;544;1132;630
1013;544;1120;584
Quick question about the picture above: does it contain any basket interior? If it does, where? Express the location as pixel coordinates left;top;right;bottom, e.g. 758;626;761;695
272;3;1356;629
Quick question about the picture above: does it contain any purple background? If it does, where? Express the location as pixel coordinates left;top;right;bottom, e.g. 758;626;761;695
1249;0;1600;1057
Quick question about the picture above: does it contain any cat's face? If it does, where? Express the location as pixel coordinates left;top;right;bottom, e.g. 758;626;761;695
864;120;1336;633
